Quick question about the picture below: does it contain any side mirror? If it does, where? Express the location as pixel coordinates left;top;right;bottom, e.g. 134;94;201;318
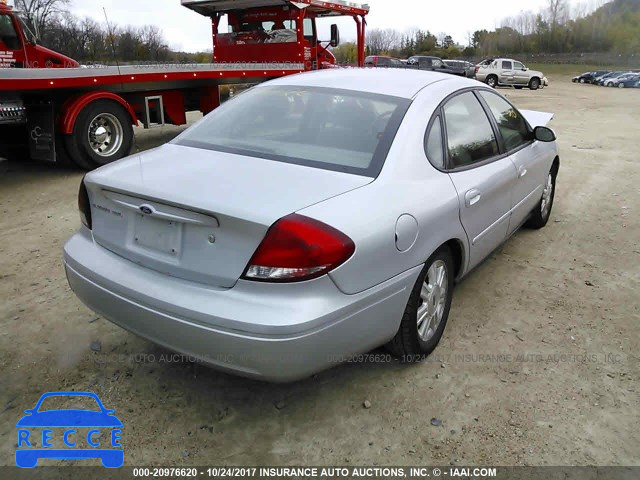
534;126;556;142
330;24;340;48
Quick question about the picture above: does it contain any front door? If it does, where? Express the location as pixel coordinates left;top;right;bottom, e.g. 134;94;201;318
0;13;26;68
477;89;547;233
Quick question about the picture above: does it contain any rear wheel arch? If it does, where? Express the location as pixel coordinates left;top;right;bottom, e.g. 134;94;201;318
442;238;465;280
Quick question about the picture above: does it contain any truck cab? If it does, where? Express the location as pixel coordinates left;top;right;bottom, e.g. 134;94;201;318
0;0;78;68
182;0;369;70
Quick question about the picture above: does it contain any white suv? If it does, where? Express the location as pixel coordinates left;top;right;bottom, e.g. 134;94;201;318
475;58;547;90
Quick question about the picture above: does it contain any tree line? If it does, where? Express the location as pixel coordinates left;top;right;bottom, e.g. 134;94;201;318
334;0;640;63
15;0;207;63
14;0;640;65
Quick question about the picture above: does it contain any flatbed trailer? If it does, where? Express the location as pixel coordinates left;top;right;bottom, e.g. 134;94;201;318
0;0;368;169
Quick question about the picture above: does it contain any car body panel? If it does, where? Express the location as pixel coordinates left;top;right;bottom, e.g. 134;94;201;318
519;110;554;128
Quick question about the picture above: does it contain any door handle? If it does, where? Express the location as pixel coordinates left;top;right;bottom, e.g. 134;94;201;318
519;167;527;178
465;189;481;207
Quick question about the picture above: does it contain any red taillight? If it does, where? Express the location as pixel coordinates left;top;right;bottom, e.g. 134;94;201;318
242;214;355;283
78;176;92;230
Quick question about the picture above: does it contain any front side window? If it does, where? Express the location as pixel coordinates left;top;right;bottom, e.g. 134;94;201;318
0;14;21;50
443;92;499;168
501;61;513;70
478;90;531;151
513;61;524;70
175;86;410;177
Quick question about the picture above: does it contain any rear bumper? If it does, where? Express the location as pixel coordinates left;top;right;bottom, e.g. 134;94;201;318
64;229;419;381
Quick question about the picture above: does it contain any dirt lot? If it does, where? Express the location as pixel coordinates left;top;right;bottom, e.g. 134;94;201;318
1;74;638;468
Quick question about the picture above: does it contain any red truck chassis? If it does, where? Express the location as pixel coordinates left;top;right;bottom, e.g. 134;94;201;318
0;0;368;169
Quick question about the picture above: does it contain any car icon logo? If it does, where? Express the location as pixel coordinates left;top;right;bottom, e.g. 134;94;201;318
139;205;154;215
15;391;123;468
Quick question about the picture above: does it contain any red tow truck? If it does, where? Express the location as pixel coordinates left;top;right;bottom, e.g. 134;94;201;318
0;0;368;169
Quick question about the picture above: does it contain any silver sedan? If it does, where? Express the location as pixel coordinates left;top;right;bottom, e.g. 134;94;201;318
64;69;559;381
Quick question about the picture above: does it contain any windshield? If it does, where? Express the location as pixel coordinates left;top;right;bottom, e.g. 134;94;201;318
17;14;37;44
174;85;410;177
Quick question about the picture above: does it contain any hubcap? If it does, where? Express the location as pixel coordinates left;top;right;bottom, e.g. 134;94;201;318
488;77;496;87
417;260;448;342
88;113;123;157
541;173;553;217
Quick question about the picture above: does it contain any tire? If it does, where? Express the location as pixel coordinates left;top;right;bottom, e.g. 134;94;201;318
486;75;498;88
606;82;613;87
386;246;455;359
618;83;625;89
65;100;134;170
525;167;557;229
529;77;540;90
579;78;586;83
54;134;79;169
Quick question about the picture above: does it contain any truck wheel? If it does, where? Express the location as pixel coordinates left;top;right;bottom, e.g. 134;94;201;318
529;78;540;90
486;75;498;88
65;100;134;170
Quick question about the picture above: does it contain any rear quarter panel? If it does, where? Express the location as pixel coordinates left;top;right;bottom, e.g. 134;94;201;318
298;80;470;295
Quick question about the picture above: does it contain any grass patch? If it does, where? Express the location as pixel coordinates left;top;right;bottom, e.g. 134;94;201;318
528;63;634;77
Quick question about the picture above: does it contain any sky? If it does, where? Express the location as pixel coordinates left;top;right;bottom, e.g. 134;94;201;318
63;0;577;52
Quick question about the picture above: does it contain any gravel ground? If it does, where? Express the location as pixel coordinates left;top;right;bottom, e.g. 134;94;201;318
0;75;638;468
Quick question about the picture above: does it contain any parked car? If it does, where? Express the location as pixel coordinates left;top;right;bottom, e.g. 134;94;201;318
406;56;464;76
364;55;405;68
593;71;624;85
64;69;559;382
610;73;640;88
475;58;546;90
443;59;475;78
572;70;610;84
604;72;634;87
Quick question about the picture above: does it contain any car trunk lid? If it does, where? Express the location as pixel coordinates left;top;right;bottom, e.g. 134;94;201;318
85;143;371;288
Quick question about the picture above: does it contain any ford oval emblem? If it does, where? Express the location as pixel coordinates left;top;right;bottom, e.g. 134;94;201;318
139;205;153;215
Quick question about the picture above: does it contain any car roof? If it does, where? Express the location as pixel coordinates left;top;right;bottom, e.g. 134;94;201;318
261;68;475;99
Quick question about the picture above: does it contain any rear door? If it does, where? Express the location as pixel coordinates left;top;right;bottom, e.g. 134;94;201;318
442;91;517;270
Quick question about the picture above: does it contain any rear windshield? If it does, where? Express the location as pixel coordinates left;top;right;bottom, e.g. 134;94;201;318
174;85;410;177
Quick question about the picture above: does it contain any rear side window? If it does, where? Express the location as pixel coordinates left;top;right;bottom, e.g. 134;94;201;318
175;85;410;177
478;90;531;151
501;61;513;69
425;116;444;169
443;92;499;168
